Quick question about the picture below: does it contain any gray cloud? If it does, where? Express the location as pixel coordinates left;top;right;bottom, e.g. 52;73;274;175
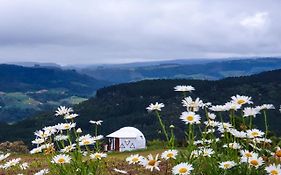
0;0;280;64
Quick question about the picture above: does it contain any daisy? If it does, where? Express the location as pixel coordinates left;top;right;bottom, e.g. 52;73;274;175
3;158;21;169
113;168;128;174
55;106;73;116
248;156;264;168
76;128;82;133
246;129;264;138
140;154;161;171
89;120;103;125
43;126;57;134
90;152;107;160
0;153;10;161
200;148;214;157
258;104;275;110
54;135;69;141
219;161;236;169
224;102;241;111
51;154;71;164
180;111;201;124
79;134;96;146
20;162;29;170
30;147;43;154
161;150;178;160
209;105;227;112
60;144;76;153
240;150;259;162
56;123;76;131
172;162;193;175
174;85;195;92
207;113;216;120
146;102;165;112
265;164;281;175
182;97;204;112
223;142;241;150
64;113;79;119
34;169;49;175
231;95;253;105
126;154;143;164
34;130;51;138
243;107;260;117
217;122;233;133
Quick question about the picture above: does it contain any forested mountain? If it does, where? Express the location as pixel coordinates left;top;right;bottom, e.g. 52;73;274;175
78;57;281;83
1;68;281;146
0;64;109;122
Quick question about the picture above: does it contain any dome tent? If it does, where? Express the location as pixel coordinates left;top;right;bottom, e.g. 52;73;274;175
106;127;146;152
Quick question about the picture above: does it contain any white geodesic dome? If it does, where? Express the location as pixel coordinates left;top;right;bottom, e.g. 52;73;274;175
106;127;146;152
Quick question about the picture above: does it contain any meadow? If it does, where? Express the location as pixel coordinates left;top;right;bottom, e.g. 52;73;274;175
1;85;281;175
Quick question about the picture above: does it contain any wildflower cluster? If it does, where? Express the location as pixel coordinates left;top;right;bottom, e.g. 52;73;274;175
29;106;107;175
126;85;281;174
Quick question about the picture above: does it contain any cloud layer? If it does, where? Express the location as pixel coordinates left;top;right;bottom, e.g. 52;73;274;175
0;0;280;64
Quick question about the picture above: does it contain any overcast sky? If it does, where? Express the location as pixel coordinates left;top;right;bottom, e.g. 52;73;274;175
0;0;280;65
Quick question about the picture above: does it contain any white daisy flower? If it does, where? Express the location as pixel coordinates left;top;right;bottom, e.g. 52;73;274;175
60;144;76;153
30;147;43;154
174;85;195;92
56;123;76;131
161;150;178;160
223;142;241;150
248;156;264;168
0;153;10;161
51;154;71;164
126;154;143;164
78;134;96;146
54;135;69;141
172;162;193;175
146;102;165;112
43;126;57;134
55;106;73;116
64;113;79;119
265;164;281;175
243;107;260;117
224;102;241;111
231;95;253;105
34;169;49;175
207;113;216;120
3;158;21;169
34;130;51;138
182;97;204;112
140;154;161;171
240;150;259;163
219;161;236;169
90;152;107;160
209;105;227;112
32;138;45;145
180;111;201;124
89;120;103;125
76;128;82;133
258;104;275;110
20;162;29;170
246;129;264;138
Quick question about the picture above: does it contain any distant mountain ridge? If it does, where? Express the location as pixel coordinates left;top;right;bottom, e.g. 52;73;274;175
78;57;281;83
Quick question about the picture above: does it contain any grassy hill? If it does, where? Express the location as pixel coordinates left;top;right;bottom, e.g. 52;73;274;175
0;64;109;122
1;69;281;145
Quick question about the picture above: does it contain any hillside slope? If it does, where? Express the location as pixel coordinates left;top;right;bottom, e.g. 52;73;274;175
0;64;109;122
1;69;281;144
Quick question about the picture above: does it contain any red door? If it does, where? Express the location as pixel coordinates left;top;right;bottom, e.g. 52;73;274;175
115;138;120;151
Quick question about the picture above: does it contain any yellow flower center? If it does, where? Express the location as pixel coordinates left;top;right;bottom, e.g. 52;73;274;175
167;153;174;158
223;164;230;169
237;99;245;104
251;132;259;137
186;115;194;121
132;157;139;162
245;153;252;158
271;170;279;175
148;160;156;166
275;150;281;157
95;154;101;159
83;140;90;145
179;168;188;173
64;125;70;129
58;158;65;163
250;160;258;166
